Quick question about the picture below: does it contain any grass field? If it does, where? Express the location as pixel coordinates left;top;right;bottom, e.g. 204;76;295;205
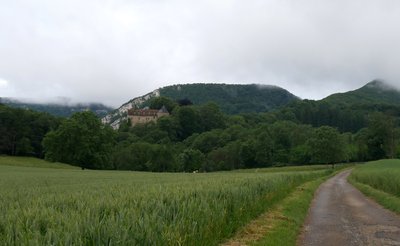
0;156;79;169
0;157;336;245
349;159;400;214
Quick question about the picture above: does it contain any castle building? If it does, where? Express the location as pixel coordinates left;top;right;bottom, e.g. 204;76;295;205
127;106;169;126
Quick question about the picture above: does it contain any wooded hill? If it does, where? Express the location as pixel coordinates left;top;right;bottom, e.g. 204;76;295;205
158;83;299;114
103;83;299;128
275;80;400;133
324;80;400;106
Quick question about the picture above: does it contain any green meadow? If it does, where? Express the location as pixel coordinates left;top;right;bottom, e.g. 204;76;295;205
0;157;336;245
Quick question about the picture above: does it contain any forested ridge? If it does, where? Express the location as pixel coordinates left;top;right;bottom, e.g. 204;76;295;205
1;80;400;172
274;80;400;132
158;83;299;114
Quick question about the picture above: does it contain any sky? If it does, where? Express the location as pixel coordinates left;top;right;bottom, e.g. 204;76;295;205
1;0;400;107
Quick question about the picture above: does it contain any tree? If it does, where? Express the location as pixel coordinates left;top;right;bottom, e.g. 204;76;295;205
191;129;225;153
0;104;60;157
177;98;193;106
111;144;138;170
177;148;205;172
207;141;242;170
366;113;398;159
112;142;152;171
174;106;201;140
269;121;296;164
254;132;275;167
146;144;176;172
354;128;369;161
289;144;311;165
239;140;257;168
149;96;178;112
199;102;226;131
157;116;180;142
43;111;115;169
307;126;346;165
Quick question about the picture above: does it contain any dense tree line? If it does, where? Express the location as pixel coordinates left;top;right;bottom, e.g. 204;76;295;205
274;100;400;133
2;94;400;172
106;97;400;172
0;104;61;157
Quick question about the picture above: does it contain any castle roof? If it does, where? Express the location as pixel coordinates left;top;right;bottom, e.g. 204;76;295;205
127;105;169;116
159;105;168;113
128;109;159;116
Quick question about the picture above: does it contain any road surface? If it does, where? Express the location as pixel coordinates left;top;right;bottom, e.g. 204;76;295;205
298;169;400;246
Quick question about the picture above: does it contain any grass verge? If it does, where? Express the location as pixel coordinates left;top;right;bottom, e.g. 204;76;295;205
348;177;400;215
221;166;351;246
221;178;326;246
254;178;326;246
348;159;400;215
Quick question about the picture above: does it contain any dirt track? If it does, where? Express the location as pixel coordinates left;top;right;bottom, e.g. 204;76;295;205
298;169;400;246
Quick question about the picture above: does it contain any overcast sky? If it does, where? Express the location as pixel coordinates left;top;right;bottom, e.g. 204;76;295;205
1;0;400;107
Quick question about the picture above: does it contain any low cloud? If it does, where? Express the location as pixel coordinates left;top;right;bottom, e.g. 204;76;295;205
1;0;399;107
0;78;9;88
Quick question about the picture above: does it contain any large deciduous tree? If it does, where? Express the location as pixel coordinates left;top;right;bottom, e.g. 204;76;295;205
366;113;398;159
175;106;202;140
307;126;346;165
43;111;115;169
177;148;205;172
198;102;226;131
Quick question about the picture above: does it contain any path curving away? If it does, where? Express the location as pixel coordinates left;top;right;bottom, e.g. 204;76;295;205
298;169;400;246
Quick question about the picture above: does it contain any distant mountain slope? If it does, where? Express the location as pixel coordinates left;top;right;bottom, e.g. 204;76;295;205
160;84;299;114
323;80;400;106
278;80;400;132
0;98;113;118
102;83;299;129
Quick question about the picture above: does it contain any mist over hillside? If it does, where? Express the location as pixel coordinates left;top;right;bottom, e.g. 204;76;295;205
323;80;400;106
0;97;113;118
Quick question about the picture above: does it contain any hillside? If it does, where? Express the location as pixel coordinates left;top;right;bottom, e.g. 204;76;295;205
0;97;113;118
323;80;400;106
102;83;299;129
278;80;400;132
159;84;299;113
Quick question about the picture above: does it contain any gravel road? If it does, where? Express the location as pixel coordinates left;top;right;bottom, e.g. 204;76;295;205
298;169;400;246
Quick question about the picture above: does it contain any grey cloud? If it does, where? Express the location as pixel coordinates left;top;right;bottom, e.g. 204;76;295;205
0;0;399;107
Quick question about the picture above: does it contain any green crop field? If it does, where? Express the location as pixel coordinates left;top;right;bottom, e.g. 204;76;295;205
349;159;400;214
350;159;400;197
0;157;335;245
